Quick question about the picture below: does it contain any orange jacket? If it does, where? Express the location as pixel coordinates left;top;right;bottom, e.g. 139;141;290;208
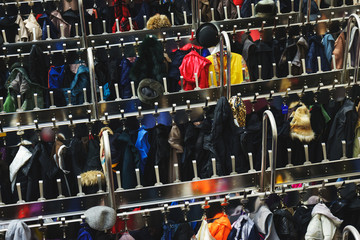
208;213;231;240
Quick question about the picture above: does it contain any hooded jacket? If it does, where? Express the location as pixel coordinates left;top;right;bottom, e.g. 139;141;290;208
305;203;343;240
4;62;45;112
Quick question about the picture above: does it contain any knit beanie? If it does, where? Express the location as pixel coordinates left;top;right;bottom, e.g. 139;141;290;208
84;206;116;231
5;220;31;240
290;104;315;142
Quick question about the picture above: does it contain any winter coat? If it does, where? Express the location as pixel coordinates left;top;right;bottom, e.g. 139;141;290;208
322;33;335;65
273;208;298;240
179;51;211;90
305;203;343;240
333;32;345;69
50;10;71;38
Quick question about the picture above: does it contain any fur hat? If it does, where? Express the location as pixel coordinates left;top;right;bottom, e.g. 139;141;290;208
80;170;105;187
290;104;315;142
84;206;116;231
137;78;164;105
147;14;171;30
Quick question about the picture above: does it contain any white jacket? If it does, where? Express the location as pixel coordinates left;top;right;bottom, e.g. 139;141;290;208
305;203;343;240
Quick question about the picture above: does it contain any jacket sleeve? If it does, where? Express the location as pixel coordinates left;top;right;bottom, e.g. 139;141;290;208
305;214;322;240
320;215;337;240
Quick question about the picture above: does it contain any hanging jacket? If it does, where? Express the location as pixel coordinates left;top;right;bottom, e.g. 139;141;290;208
327;98;357;160
63;65;90;105
135;126;150;175
273;208;298;240
62;9;80;37
206;53;245;87
322;33;335;65
227;214;260;240
110;130;140;189
208;213;232;240
143;124;171;186
218;0;238;19
197;220;216;240
251;205;280;240
292;37;309;75
168;49;189;92
29;44;50;89
179;51;211;90
306;35;331;73
333;32;345;69
48;65;65;89
15;14;27;42
211;97;236;176
168;124;183;183
50;10;71;38
199;0;212;22
4;63;45;112
118;57;133;99
129;35;167;86
305;203;343;240
24;13;42;41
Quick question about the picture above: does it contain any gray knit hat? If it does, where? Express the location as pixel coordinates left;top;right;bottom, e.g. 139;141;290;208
84;206;116;231
5;220;31;240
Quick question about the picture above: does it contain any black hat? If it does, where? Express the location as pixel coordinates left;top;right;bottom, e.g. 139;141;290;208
137;78;164;105
196;23;220;48
255;0;277;18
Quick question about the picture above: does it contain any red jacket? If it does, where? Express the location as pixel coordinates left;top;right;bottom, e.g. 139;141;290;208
179;51;211;91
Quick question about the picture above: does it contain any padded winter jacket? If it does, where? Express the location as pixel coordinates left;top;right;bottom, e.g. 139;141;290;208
208;213;231;240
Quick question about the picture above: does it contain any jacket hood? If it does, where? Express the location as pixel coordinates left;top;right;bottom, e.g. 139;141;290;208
312;203;343;227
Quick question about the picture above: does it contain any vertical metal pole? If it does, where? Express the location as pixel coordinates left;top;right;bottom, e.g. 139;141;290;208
87;48;99;120
77;0;88;48
192;0;199;31
260;110;278;193
221;32;232;99
307;0;311;23
219;36;225;97
103;130;116;210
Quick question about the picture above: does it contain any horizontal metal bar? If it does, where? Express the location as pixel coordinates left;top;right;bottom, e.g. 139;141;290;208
0;192;107;222
0;37;82;56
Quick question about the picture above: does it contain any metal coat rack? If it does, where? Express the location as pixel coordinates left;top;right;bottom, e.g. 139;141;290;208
0;0;360;237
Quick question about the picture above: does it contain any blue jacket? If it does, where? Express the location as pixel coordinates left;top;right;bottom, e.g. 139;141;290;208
63;65;90;105
306;35;331;73
322;33;335;65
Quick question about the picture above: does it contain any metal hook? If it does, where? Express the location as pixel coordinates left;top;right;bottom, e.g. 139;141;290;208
202;197;210;219
162;204;170;224
181;201;190;221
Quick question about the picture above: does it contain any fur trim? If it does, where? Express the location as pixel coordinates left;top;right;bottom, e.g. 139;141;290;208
147;14;171;30
80;170;105;186
290;105;315;142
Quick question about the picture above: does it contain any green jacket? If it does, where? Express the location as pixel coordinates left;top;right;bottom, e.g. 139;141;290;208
3;63;45;112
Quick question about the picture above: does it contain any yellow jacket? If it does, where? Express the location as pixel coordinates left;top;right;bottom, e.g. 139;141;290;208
206;52;249;87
